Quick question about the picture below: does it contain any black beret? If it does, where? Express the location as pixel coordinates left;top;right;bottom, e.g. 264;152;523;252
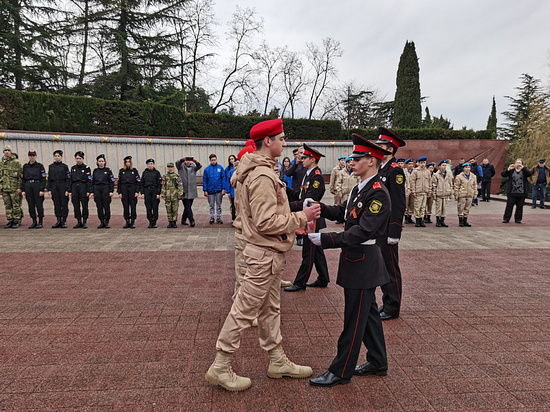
75;151;85;158
124;155;132;161
53;150;63;156
146;158;155;164
28;150;37;156
96;154;105;161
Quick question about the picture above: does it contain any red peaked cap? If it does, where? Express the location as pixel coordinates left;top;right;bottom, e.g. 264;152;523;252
301;143;325;161
349;133;391;160
250;119;284;142
375;127;406;148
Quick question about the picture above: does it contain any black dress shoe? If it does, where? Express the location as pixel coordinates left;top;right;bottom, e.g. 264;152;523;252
379;311;398;321
190;220;195;227
306;280;328;288
310;371;350;387
209;218;215;224
502;219;509;223
354;362;388;376
296;237;303;246
377;306;384;314
284;285;306;292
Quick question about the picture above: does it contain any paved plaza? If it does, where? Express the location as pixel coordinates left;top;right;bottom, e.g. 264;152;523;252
1;194;550;411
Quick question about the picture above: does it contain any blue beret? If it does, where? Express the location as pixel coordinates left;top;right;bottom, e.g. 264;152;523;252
427;162;435;167
345;157;353;162
338;156;346;160
396;158;406;163
462;162;472;167
417;156;427;162
405;158;414;164
438;160;447;166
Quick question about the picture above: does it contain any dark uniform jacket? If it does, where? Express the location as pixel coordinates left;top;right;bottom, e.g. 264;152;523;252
92;167;115;192
69;163;93;193
319;175;391;289
288;166;326;231
140;168;162;195
285;161;307;191
117;168;141;193
21;162;46;192
47;162;70;192
378;157;405;239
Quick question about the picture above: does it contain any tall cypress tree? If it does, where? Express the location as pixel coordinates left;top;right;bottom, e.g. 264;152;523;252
393;41;422;129
486;96;497;138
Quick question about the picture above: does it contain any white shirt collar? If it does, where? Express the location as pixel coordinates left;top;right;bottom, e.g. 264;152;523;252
357;174;376;192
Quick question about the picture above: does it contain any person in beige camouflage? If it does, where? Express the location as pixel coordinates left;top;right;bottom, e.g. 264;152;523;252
0;145;23;228
161;162;184;228
454;162;477;227
432;160;454;227
335;157;360;204
409;156;431;227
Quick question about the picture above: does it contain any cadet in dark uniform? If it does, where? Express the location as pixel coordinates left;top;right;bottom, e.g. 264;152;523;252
118;155;140;228
69;151;92;229
308;135;391;387
47;150;70;228
91;154;115;228
284;144;330;292
373;128;407;321
141;158;162;228
21;150;46;228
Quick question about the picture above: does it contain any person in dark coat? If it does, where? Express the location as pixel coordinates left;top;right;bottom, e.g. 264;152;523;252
91;154;115;228
501;158;532;224
141;158;162;228
117;155;140;228
21;150;46;228
480;158;496;201
308;135;391;387
373;127;407;321
284;144;330;292
69;151;92;229
47;150;70;228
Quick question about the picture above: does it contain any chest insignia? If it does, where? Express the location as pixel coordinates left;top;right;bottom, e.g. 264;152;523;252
349;207;358;219
357;202;363;208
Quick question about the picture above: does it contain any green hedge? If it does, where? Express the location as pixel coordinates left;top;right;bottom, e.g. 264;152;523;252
0;88;495;140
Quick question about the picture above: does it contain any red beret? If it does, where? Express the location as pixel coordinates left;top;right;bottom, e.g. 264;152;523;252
238;145;256;161
245;139;256;148
250;119;283;142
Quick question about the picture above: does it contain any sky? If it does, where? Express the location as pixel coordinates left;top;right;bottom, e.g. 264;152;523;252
210;0;550;130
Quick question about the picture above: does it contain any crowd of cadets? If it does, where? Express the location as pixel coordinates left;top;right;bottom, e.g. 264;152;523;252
0;145;238;229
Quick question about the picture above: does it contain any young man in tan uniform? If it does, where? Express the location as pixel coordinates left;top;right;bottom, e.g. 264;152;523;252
432;160;453;227
330;156;346;204
454;162;477;227
403;158;415;223
409;156;431;227
335;157;360;204
206;119;321;392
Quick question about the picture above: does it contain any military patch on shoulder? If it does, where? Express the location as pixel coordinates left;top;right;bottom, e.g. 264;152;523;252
396;174;404;184
315;169;321;175
391;162;398;168
312;180;320;189
369;200;382;213
373;181;381;189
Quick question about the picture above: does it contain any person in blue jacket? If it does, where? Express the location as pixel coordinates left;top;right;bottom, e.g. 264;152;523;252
203;153;226;224
225;154;237;221
279;156;293;188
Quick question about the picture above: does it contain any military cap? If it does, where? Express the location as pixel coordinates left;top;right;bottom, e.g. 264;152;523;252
405;158;414;164
3;145;12;152
338;156;346;160
53;149;63;156
123;155;132;161
28;150;37;156
438;160;447;166
396;158;406;163
349;133;390;160
462;162;472;167
146;158;155;164
250;119;284;142
167;162;175;167
96;154;105;161
427;162;435;167
417;156;427;162
301;144;325;161
539;159;546;163
375;127;406;148
75;151;85;158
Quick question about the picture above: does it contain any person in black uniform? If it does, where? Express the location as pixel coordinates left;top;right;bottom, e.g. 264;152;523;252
91;154;115;229
47;150;70;228
118;155;140;228
141;158;162;228
308;135;391;387
21;150;46;229
69;151;92;229
284;144;330;292
373;127;407;321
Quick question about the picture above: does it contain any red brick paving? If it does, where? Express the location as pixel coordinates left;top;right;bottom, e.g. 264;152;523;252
1;246;550;411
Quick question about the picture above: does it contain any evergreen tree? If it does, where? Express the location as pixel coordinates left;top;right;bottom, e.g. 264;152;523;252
393;41;422;129
501;74;543;140
423;107;432;127
486;96;497;138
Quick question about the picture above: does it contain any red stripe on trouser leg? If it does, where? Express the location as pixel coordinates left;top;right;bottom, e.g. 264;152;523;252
390;246;401;300
341;289;363;377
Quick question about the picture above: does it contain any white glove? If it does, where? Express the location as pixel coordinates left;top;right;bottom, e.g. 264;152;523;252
303;197;315;210
387;237;400;245
308;233;321;246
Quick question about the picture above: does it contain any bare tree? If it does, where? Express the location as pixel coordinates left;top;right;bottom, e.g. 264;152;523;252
211;6;262;113
280;50;307;119
252;41;284;116
306;37;343;119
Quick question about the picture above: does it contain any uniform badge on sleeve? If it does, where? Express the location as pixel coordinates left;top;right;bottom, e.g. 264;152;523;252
396;175;404;184
312;181;320;189
369;200;382;213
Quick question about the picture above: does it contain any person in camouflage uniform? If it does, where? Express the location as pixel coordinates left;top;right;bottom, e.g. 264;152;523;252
0;145;23;228
162;162;184;228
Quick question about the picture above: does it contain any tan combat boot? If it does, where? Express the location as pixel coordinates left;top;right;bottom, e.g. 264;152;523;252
205;351;252;392
267;343;313;379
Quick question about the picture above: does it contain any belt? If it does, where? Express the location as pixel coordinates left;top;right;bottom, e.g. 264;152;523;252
26;179;38;183
361;239;376;246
